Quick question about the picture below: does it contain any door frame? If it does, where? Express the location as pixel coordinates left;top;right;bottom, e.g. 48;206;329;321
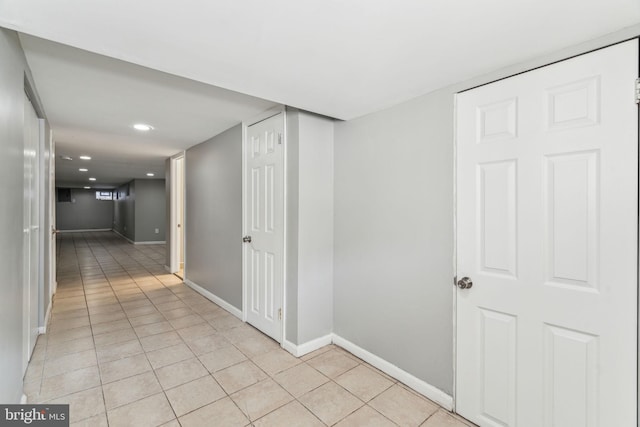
168;151;186;275
451;37;640;416
241;105;288;344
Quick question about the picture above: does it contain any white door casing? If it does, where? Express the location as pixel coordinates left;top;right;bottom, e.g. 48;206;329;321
243;111;285;342
169;152;185;275
23;93;40;371
456;40;638;426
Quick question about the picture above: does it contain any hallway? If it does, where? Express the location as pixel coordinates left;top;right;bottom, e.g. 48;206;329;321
22;232;470;426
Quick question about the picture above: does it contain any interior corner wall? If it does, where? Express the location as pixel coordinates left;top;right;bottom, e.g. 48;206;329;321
113;181;135;241
332;26;640;397
0;27;38;403
134;179;166;242
185;124;243;310
56;188;114;230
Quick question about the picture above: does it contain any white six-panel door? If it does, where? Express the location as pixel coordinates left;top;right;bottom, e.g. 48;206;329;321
243;112;284;342
456;40;638;426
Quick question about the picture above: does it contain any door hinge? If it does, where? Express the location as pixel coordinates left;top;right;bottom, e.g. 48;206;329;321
636;78;640;104
278;308;282;320
278;133;283;145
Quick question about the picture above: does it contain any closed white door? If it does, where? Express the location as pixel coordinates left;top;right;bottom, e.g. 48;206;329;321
23;93;40;370
456;40;638;426
243;112;284;342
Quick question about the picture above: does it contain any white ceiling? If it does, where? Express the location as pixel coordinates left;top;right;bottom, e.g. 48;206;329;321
2;1;639;187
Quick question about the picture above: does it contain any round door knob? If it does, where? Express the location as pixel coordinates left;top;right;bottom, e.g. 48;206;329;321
457;277;473;289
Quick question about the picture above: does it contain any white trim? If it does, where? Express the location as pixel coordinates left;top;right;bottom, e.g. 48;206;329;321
56;228;112;233
282;334;333;357
332;333;454;411
168;152;186;274
20;394;27;404
134;240;166;245
184;279;243;320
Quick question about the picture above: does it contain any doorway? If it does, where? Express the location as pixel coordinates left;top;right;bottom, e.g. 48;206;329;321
22;92;41;372
455;40;638;426
242;109;285;343
169;153;185;279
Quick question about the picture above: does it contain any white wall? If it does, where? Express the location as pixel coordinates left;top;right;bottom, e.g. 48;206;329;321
185;125;243;309
285;110;334;346
0;27;49;403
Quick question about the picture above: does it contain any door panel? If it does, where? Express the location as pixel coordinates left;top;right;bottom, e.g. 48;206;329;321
244;112;284;342
456;40;638;427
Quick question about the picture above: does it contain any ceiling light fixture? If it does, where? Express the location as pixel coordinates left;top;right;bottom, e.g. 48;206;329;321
89;177;96;181
60;155;73;161
79;168;88;172
134;123;154;131
79;155;91;160
84;186;91;189
146;173;155;177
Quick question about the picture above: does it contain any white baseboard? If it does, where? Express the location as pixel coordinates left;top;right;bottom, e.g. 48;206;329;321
134;240;166;245
57;228;112;233
40;298;53;334
332;334;454;410
184;279;243;320
283;334;333;357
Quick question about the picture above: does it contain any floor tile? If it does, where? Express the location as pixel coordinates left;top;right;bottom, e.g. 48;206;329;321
96;339;144;364
252;348;301;376
230;378;293;422
45;386;105;423
43;349;97;378
134;321;174;338
273;363;329;398
70;412;108;427
102;371;162;410
94;328;138;349
421;409;475;427
214;360;268;394
40;366;101;400
334;405;396;427
335;364;395;401
154;357;209;390
253;400;324;427
165;375;226;416
369;384;439;426
99;353;152;384
106;393;175;427
298;381;363;425
234;335;279;358
198;346;247;373
175;323;216;341
128;312;165;327
139;330;183;352
91;319;132;336
185;332;231;356
307;349;360;379
178;397;249;427
146;342;194;369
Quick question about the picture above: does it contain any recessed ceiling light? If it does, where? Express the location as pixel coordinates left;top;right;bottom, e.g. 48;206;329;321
79;155;91;160
134;123;154;131
79;168;88;172
60;155;73;161
84;186;91;189
89;177;97;181
146;173;155;177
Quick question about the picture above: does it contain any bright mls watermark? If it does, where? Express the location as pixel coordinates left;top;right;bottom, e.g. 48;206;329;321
0;405;68;426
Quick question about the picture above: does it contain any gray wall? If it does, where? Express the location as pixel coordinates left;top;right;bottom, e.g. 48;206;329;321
186;125;243;309
0;27;49;403
56;188;114;230
285;109;334;345
165;157;172;268
113;181;135;241
134;179;166;242
332;26;640;396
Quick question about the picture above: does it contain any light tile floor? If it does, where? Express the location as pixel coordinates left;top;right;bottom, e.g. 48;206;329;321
23;231;475;427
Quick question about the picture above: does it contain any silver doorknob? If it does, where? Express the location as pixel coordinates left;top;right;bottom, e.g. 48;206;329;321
242;235;252;243
457;277;473;289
